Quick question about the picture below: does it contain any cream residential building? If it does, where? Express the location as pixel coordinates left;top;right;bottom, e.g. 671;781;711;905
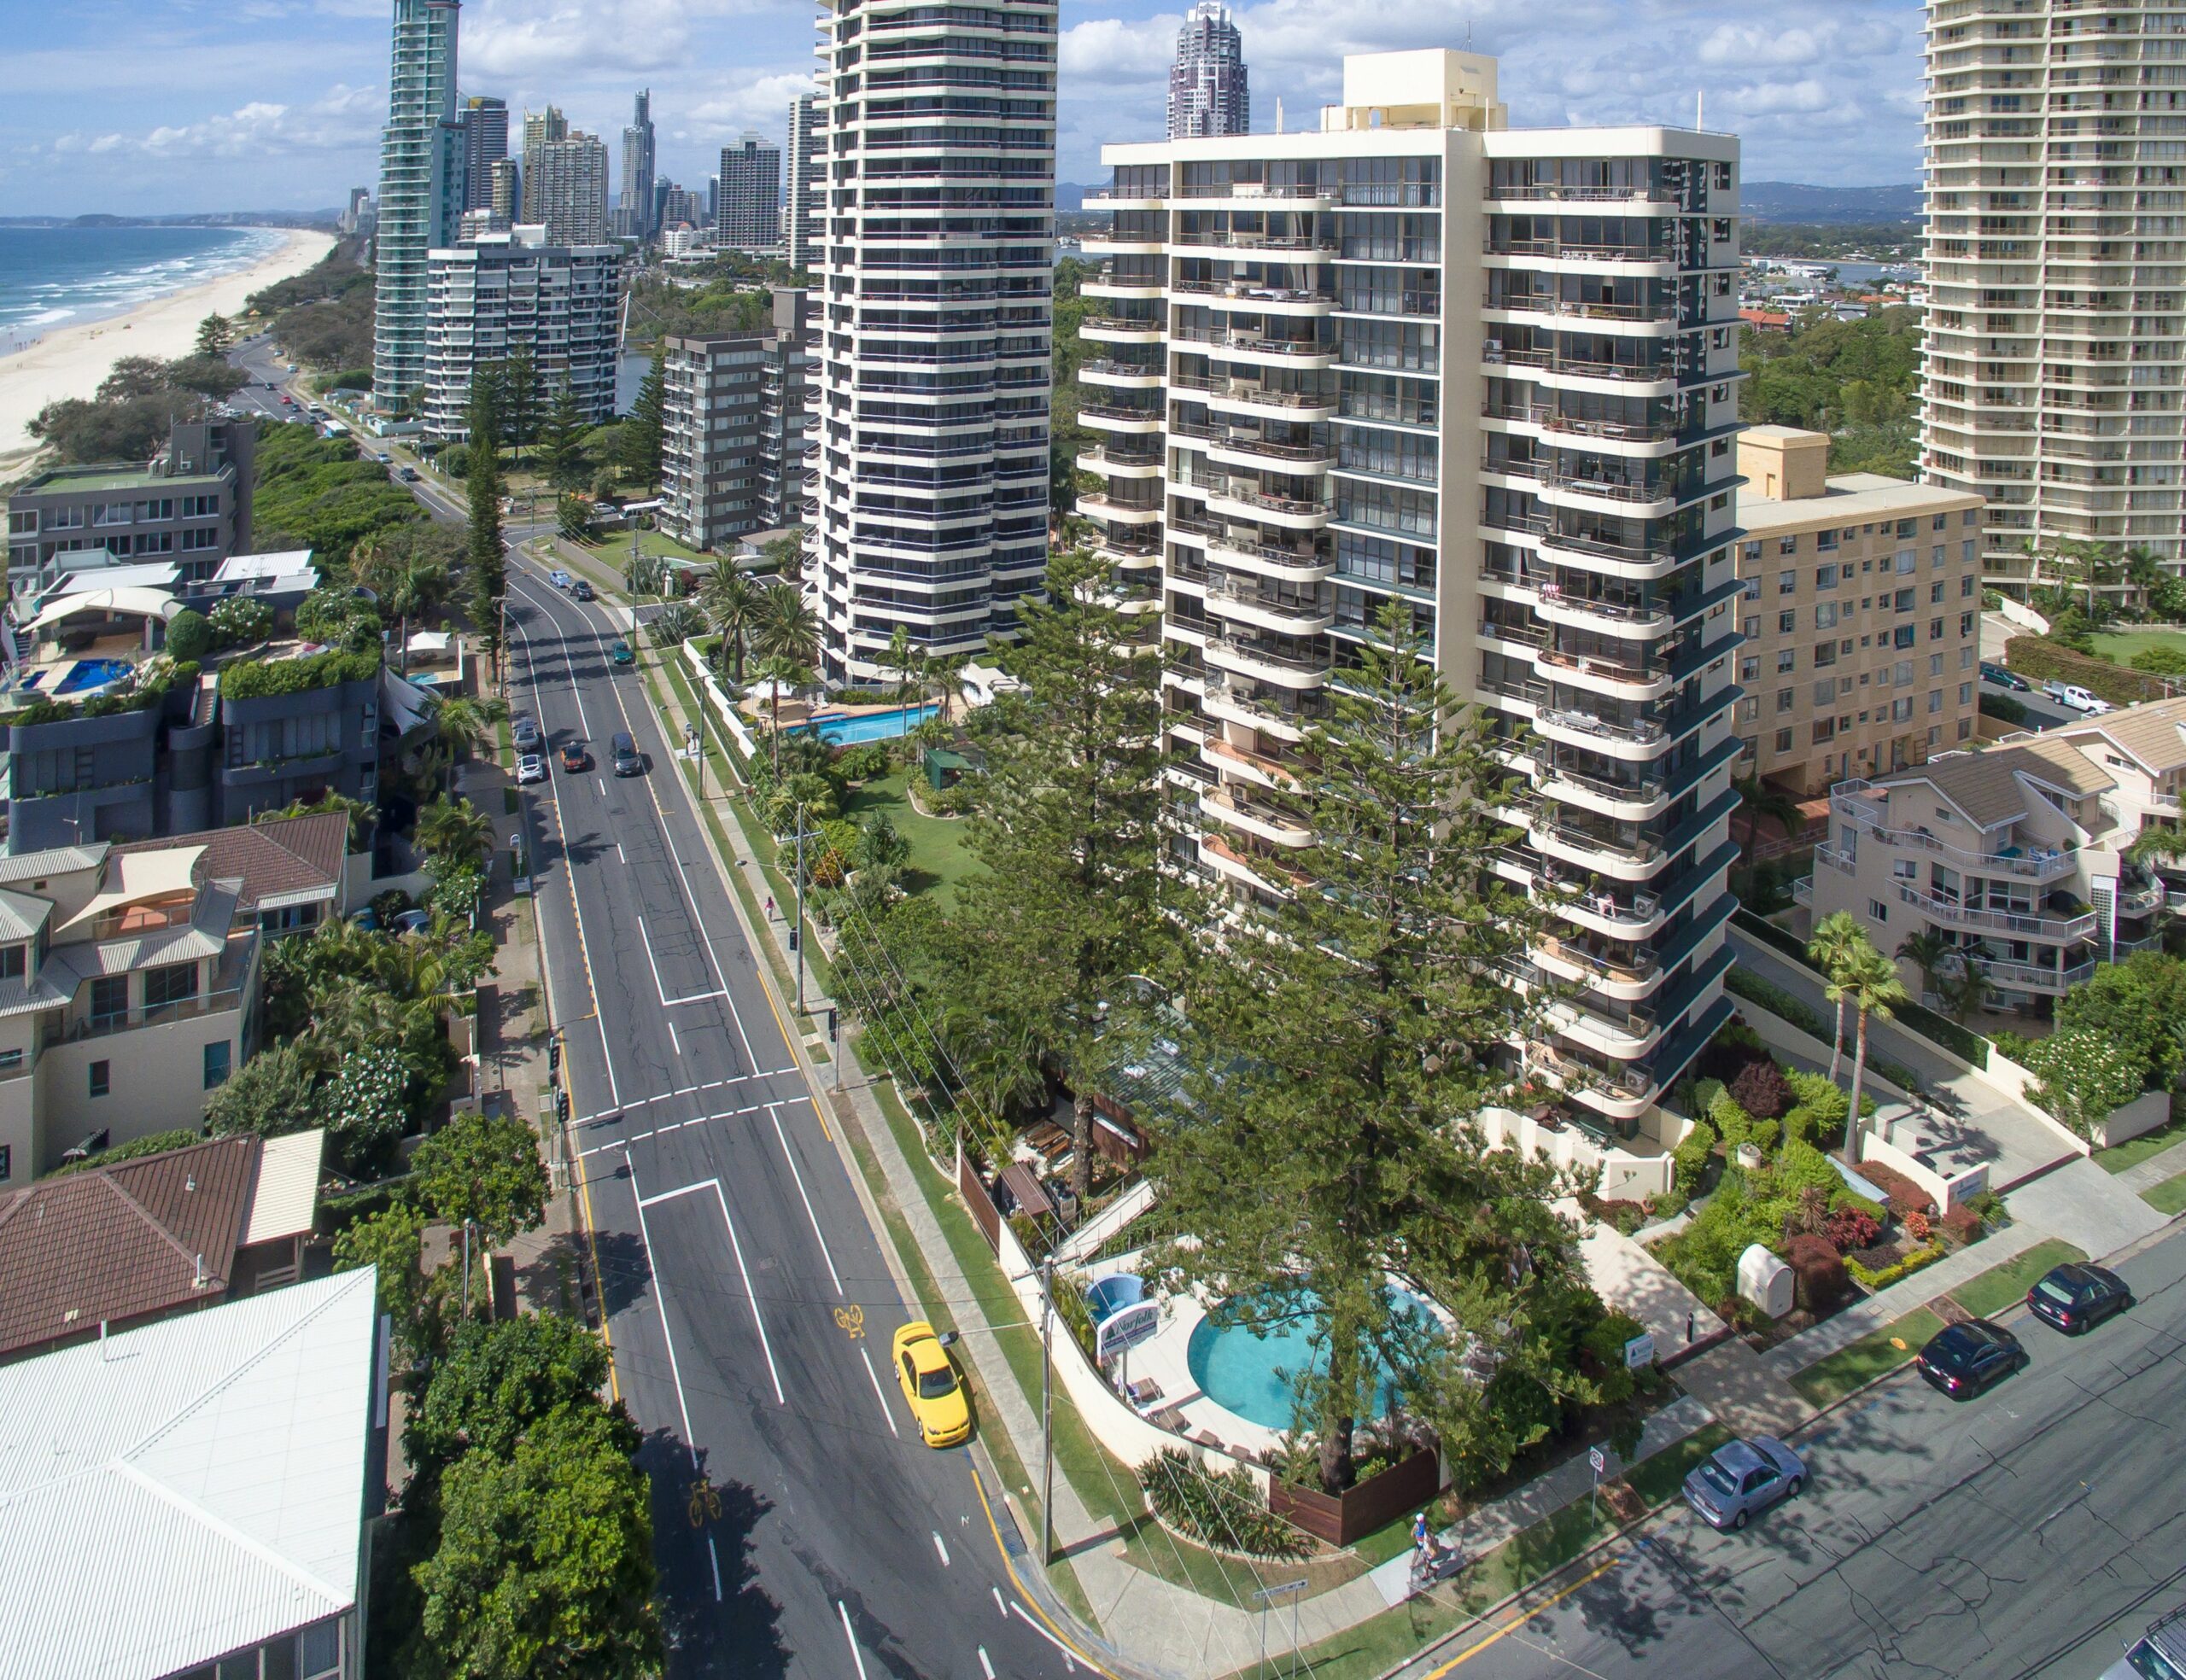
1084;50;1746;1134
1734;426;1987;796
1806;695;2186;1012
1922;0;2186;594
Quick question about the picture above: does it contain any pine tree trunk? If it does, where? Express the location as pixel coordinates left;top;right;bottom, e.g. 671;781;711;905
1844;1007;1870;1168
1318;1325;1359;1494
1072;1090;1095;1205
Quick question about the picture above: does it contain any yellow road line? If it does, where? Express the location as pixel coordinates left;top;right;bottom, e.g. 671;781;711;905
1423;1552;1626;1676
968;1464;1119;1678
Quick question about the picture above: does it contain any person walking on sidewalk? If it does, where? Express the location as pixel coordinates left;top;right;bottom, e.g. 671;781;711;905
765;895;776;919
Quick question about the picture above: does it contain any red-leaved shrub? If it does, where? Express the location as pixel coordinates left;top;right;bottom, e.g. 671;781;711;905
1824;1207;1881;1253
1858;1162;1936;1218
1727;1059;1795;1121
1785;1234;1849;1312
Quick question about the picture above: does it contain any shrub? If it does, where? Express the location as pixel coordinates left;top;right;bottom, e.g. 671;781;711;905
1691;1076;1727;1117
2132;645;2186;677
208;594;273;647
1937;1205;1982;1247
1708;1088;1752;1146
1979;691;2027;725
166;609;213;663
1724;967;1830;1041
2003;633;2174;708
219;647;378;700
833;742;891;782
1858;1160;1934;1218
1903;1208;1932;1243
1672;1118;1717;1194
1786;1233;1848;1312
1824;1206;1881;1253
2018;1027;2146;1138
1729;1059;1795;1122
1846;1242;1945;1292
1140;1448;1310;1558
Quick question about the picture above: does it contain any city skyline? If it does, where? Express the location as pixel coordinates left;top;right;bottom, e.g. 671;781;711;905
6;0;1926;217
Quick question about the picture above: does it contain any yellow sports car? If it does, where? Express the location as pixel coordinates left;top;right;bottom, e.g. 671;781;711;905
891;1321;972;1448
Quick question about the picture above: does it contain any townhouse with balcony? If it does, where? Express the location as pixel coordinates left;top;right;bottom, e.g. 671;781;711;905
1084;50;1747;1140
1733;425;1986;796
6;417;255;587
1807;697;2186;1012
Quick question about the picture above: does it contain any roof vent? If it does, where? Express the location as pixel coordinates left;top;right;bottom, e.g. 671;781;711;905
193;1253;207;1289
184;1175;196;1193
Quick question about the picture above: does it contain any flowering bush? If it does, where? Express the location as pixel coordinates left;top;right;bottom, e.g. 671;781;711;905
2018;1028;2147;1140
1903;1208;1932;1243
1824;1207;1881;1253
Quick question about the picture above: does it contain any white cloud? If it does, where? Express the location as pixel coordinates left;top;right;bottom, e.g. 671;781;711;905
52;84;382;162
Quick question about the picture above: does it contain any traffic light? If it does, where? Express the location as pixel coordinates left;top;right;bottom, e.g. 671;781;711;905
827;1007;839;1043
547;1037;561;1074
553;1088;570;1123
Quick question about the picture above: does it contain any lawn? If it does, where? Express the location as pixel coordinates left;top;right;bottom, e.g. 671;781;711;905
1789;1306;1945;1409
844;767;982;905
2142;1169;2186;1216
1946;1238;2088;1321
2094;1102;2186;1175
2089;629;2186;668
580;527;714;569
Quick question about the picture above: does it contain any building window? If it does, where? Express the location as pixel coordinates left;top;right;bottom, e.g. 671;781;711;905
1777;536;1798;557
1868;900;1890;922
1778;610;1796;634
1776;649;1797;674
1777;687;1795;712
1740;656;1759;681
0;1050;19;1073
144;962;199;1014
88;1060;109;1100
1928;690;1943;714
0;1145;9;1181
0;946;21;983
1743;540;1762;563
1817;530;1838;552
1958;718;1973;741
1815;602;1838;631
1774;728;1794;752
90;974;128;1026
1778;569;1797;594
203;1041;232;1090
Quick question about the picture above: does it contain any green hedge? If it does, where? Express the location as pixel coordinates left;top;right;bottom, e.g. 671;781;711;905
2003;633;2175;708
219;648;380;700
1846;1240;1945;1292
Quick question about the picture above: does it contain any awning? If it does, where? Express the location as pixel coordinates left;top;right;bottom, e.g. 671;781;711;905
26;587;184;633
244;1129;325;1245
55;844;206;935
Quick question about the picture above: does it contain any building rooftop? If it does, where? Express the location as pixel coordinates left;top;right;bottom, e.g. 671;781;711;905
1739;470;1982;532
15;464;227;496
114;812;347;917
0;1268;377;1680
1862;738;2113;831
2029;693;2186;778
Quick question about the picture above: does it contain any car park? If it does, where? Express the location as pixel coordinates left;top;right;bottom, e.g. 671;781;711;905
561;740;588;773
891;1321;971;1448
1682;1436;1805;1531
1979;662;2030;692
2026;1261;2131;1334
1916;1319;2026;1399
515;753;546;785
511;714;542;750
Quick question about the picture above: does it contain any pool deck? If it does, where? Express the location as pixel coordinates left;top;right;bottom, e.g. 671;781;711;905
1104;1286;1289;1462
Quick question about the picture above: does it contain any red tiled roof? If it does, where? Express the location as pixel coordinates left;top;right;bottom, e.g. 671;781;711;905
0;1136;260;1362
114;812;346;913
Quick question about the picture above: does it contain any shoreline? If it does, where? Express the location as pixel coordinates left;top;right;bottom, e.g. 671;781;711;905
0;226;336;476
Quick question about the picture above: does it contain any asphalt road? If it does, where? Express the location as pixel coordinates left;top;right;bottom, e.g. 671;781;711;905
1393;1227;2186;1680
503;562;1091;1679
1983;674;2081;733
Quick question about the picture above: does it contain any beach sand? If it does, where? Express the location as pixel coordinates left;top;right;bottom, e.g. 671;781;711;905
0;226;336;475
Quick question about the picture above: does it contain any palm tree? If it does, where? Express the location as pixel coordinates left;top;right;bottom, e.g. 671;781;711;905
2127;823;2186;867
884;624;915;709
1807;910;1867;1082
1840;942;1910;1169
1733;773;1803;871
387;557;451;677
2125;545;2166;617
1894;927;1956;1006
698;561;763;684
1934;954;1996;1025
415;795;494;870
751;585;821;775
427;695;507;793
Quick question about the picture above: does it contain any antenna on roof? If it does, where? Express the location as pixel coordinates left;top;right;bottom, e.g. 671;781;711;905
193;1253;206;1289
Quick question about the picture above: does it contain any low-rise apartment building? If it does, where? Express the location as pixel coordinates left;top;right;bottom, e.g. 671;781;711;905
1807;695;2186;1013
5;417;255;586
423;227;621;442
1734;426;1984;796
660;289;810;551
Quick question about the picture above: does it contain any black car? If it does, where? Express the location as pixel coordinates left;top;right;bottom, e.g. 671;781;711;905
1916;1320;2026;1400
2027;1262;2132;1334
570;579;595;602
1980;661;2031;692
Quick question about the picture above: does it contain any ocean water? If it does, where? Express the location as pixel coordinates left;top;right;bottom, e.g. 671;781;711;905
0;225;284;354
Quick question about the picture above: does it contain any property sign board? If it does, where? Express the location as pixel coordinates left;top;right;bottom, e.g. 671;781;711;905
1096;1301;1162;1360
1624;1332;1657;1370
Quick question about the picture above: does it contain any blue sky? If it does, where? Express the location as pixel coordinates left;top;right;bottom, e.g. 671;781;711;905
1;0;1927;217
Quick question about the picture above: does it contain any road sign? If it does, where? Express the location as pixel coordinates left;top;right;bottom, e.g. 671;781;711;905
1588;1448;1606;1476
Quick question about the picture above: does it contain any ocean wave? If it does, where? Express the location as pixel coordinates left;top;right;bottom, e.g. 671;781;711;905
0;226;290;344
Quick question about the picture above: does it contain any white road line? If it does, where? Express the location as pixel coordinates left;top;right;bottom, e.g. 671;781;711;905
617;843;627;865
979;1648;997;1680
710;1178;785;1403
768;1102;843;1294
839;1603;870;1680
992;1588;1008;1618
622;1152;700;1453
572;1071;799;1126
1011;1603;1082;1669
860;1346;899;1438
635;915;671;1006
932;1531;950;1568
707;1536;722;1602
667;1018;681;1057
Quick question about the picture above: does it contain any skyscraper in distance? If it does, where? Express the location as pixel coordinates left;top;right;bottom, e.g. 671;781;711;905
520;105;567;223
459;95;508;213
531;132;611;247
373;0;465;411
716;133;783;253
622;90;658;240
1168;0;1248;139
784;93;822;270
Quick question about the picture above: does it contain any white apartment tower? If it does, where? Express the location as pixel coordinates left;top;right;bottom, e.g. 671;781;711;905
785;94;823;270
422;229;621;442
809;0;1057;682
1924;0;2186;593
373;0;465;410
529;133;611;247
1169;1;1249;141
1086;50;1746;1128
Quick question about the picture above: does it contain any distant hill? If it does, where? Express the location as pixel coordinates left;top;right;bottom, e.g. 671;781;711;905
1057;182;1094;213
1743;183;1923;224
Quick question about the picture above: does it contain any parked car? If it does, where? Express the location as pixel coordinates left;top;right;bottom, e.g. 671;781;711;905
515;753;547;785
891;1321;971;1448
571;579;595;602
511;714;543;750
1916;1320;2026;1399
391;908;432;936
610;639;635;667
348;907;379;932
2104;1604;2186;1680
611;731;644;777
1980;662;2030;692
560;740;588;773
2043;681;2113;715
548;569;573;590
2026;1261;2132;1334
1681;1436;1806;1531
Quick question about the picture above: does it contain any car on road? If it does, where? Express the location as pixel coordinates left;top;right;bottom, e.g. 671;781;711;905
399;466;420;482
511;714;542;750
570;579;594;601
372;452;391;464
2043;681;2113;715
1916;1319;2027;1399
1682;1435;1805;1531
548;569;573;590
2027;1261;2132;1334
1980;662;2030;692
515;753;547;785
560;740;588;773
611;731;644;777
2105;1604;2186;1680
610;639;634;667
891;1321;971;1448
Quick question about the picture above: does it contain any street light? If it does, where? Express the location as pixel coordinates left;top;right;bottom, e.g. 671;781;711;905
787;803;825;1018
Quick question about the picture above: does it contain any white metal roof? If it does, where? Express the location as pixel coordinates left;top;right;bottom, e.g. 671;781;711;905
26;586;184;632
243;1129;325;1246
213;551;314;583
0;1268;379;1680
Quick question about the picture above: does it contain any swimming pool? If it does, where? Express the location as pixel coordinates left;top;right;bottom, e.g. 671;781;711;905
793;703;938;744
52;659;134;697
1186;1286;1435;1431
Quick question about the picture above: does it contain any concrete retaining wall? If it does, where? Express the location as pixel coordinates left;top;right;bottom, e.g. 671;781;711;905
1861;1129;1989;1216
1478;1105;1678;1201
2095;1088;2172;1150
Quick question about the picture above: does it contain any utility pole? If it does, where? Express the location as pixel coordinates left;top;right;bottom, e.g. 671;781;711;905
789;804;823;1018
1039;1252;1055;1567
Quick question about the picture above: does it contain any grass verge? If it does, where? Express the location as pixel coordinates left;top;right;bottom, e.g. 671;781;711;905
2141;1168;2186;1216
2094;1104;2186;1175
1788;1306;1945;1410
1945;1238;2087;1321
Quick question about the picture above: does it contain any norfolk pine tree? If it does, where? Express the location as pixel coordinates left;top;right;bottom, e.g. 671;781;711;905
465;375;506;668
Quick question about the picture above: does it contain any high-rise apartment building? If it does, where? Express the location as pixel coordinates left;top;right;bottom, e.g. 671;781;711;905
621;90;658;241
372;0;465;410
1168;1;1249;140
459;95;508;213
660;290;812;549
810;0;1055;681
716;134;784;253
1085;49;1745;1128
519;106;567;223
659;184;704;232
423;229;621;442
489;158;521;224
1924;0;2186;594
785;93;823;270
529;133;611;247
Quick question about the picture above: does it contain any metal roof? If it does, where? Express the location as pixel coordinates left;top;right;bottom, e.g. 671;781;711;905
0;1269;378;1680
243;1130;325;1247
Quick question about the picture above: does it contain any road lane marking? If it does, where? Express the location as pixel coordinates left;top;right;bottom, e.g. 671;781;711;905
839;1603;870;1680
768;1101;844;1293
572;1067;793;1125
1422;1552;1627;1675
629;1176;783;1400
860;1346;899;1438
993;1589;1007;1618
707;1536;722;1602
970;1469;1116;1675
933;1532;951;1567
622;1152;702;1453
710;1178;786;1403
979;1649;996;1680
617;843;627;865
577;1094;808;1158
667;1018;681;1057
1012;1602;1083;1670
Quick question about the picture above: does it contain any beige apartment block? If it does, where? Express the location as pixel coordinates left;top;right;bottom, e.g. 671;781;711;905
1805;695;2186;1013
1734;427;1987;797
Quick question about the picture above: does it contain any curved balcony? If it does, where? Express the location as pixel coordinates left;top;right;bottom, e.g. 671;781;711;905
1074;493;1162;526
1896;884;2098;942
1079;402;1165;435
1527;808;1663;883
1487;294;1682;331
1201;733;1302;790
1170;279;1334;316
1083;315;1166;344
1205;577;1333;636
1201;831;1311;893
1206;535;1332;583
1205;435;1334;473
1080;189;1166;210
1186;379;1339;422
1533;584;1674;639
1081;230;1168;256
1534;526;1689;581
1534;932;1660;1001
1204;487;1330;531
1555;884;1668;942
1170;233;1337;262
1173;184;1333;210
1081;359;1166;390
1172;326;1336;369
1201;785;1312;849
1201;677;1325;740
1540;758;1669;822
1083;268;1166;300
1534;471;1705;520
1205;634;1328;691
1535;643;1670;702
1076;446;1162;480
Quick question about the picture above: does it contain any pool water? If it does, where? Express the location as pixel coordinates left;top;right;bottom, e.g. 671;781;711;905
1186;1287;1436;1432
794;703;938;744
53;659;134;696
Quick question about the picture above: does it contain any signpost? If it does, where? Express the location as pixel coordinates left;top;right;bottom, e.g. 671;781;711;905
1588;1446;1606;1527
1623;1331;1657;1370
